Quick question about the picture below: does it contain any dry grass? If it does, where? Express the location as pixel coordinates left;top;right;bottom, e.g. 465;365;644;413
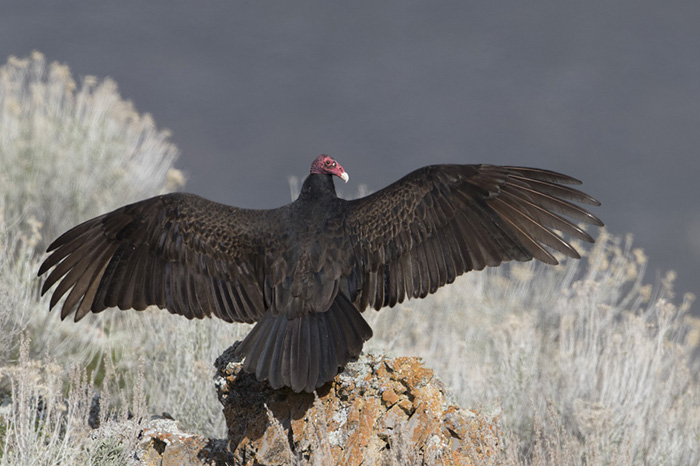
0;336;148;466
0;53;698;465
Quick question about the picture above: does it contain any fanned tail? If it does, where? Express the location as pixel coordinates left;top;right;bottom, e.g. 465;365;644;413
234;293;373;393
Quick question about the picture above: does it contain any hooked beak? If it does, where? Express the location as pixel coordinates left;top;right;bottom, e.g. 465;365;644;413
340;172;349;183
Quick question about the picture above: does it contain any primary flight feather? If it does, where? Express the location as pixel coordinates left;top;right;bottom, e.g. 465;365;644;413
39;154;603;393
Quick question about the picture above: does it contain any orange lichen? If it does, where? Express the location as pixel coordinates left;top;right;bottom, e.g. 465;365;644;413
210;353;501;465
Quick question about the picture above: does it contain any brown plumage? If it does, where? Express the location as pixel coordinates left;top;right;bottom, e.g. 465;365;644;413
38;155;603;393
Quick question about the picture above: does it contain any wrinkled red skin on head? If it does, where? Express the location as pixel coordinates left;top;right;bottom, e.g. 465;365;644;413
309;154;347;180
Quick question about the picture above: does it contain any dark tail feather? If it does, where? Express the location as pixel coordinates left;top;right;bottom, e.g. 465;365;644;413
235;293;373;393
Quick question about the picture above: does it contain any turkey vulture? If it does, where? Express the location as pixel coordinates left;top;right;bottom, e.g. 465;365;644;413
39;155;602;393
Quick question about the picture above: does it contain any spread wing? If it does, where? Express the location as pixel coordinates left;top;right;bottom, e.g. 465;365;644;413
38;193;279;323
345;164;603;311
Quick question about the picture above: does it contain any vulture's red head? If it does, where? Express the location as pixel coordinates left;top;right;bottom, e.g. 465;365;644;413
310;154;349;183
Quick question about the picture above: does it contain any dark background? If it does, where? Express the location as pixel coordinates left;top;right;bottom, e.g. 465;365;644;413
2;1;698;305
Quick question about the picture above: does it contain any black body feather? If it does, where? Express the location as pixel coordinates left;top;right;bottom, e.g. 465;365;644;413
39;160;602;392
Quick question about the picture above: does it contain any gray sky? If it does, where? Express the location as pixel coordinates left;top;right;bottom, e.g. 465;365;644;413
2;1;698;306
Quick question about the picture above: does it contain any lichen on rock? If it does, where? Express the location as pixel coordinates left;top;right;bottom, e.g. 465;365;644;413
212;346;501;465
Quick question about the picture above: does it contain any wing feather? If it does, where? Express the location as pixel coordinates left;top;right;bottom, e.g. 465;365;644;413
346;164;602;310
39;193;276;323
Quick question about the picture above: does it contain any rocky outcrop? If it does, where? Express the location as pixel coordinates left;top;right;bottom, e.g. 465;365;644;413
212;347;500;465
137;349;500;465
